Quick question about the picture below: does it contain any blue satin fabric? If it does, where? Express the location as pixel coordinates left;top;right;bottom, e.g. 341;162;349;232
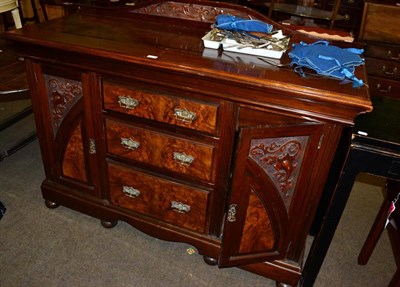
289;41;365;87
215;14;273;34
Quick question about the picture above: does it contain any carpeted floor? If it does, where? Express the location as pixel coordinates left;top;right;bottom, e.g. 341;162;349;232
0;140;396;287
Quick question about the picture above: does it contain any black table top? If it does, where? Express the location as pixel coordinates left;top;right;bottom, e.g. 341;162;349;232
353;95;400;151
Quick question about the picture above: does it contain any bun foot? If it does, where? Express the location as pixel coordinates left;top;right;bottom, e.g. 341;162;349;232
45;200;59;209
203;255;218;266
101;219;117;228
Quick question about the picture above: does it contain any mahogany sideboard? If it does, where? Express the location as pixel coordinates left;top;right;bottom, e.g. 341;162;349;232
3;0;371;285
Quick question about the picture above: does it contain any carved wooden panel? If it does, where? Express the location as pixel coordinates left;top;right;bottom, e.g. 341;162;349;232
249;136;308;209
62;120;87;182
103;80;220;135
44;74;83;134
132;1;256;22
239;189;275;253
105;119;215;182
108;162;208;233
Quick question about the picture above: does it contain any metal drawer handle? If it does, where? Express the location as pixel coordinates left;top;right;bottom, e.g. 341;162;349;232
174;108;197;123
120;137;140;150
227;204;237;222
377;83;392;93
89;138;96;154
173;152;194;166
118;95;139;109
381;66;398;76
171;201;191;213
388;50;400;61
122;186;141;198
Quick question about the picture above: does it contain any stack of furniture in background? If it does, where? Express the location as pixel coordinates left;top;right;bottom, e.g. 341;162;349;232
237;0;364;37
357;2;400;286
359;0;400;100
266;0;345;29
302;1;400;286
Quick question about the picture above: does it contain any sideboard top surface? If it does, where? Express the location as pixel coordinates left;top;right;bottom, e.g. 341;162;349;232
4;0;371;123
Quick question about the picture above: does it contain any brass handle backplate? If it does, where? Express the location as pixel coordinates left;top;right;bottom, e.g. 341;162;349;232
171;201;191;213
377;83;392;93
173;152;194;166
120;137;140;150
122;186;141;198
118;95;139;109
89;138;96;154
174;108;197;123
227;204;237;222
381;65;398;76
388;50;400;61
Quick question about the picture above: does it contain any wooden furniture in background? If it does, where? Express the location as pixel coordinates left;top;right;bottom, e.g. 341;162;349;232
359;0;400;99
39;0;147;21
3;1;371;286
267;0;344;29
359;179;400;287
239;0;363;35
302;95;400;287
302;2;400;286
318;0;364;35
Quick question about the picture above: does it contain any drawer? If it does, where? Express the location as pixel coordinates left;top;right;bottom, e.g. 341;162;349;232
366;58;400;81
359;2;400;45
105;119;215;182
364;43;400;62
368;76;400;99
335;8;360;29
108;162;208;233
103;80;220;135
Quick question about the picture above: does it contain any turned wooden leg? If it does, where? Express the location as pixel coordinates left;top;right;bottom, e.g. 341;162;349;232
44;200;59;209
101;219;118;228
203;255;218;266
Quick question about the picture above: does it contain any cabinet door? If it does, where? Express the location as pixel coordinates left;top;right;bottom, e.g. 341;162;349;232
28;62;101;197
219;120;324;267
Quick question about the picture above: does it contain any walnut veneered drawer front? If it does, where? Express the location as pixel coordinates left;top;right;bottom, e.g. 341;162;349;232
107;162;208;233
366;58;400;81
364;43;400;62
105;119;215;182
103;80;220;135
368;76;400;99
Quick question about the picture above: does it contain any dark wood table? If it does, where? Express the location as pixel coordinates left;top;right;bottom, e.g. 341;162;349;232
302;95;400;286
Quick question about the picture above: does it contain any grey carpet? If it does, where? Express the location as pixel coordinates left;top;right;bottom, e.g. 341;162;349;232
0;140;397;286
